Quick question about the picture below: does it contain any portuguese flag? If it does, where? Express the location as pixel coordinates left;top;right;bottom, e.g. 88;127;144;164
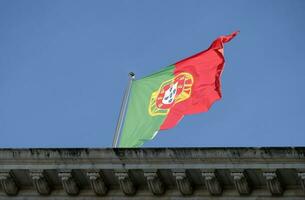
119;31;239;147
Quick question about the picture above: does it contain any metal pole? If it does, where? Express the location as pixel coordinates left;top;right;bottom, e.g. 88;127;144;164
112;72;135;148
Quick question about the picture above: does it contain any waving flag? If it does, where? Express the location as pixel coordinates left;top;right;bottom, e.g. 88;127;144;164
119;31;239;147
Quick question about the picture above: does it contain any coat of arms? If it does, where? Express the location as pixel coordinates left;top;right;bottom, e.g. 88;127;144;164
148;72;193;116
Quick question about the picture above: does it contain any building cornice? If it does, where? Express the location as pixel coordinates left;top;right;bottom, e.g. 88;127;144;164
0;147;304;199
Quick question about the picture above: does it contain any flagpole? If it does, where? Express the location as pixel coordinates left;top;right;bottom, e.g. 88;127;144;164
112;72;135;148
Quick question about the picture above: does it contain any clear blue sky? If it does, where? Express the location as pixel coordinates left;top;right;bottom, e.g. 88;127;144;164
1;0;305;147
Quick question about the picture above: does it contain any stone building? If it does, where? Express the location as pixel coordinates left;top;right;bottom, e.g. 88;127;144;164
0;147;305;199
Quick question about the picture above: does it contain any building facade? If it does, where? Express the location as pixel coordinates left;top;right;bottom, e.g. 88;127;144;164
0;147;305;199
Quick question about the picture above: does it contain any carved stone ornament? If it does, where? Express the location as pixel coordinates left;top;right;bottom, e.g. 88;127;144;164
201;171;222;195
0;171;19;196
144;171;165;195
115;171;136;195
172;171;193;195
231;171;251;195
87;171;108;196
30;170;51;195
263;171;283;195
297;172;305;194
58;171;79;196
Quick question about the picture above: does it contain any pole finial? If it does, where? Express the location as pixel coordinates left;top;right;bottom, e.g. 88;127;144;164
129;72;135;79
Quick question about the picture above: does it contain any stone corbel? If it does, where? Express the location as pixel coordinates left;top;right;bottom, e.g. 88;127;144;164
172;170;193;195
144;170;165;195
263;171;283;195
30;170;51;195
201;171;222;195
0;171;19;196
297;172;305;194
115;171;136;195
231;171;251;195
58;170;79;196
87;171;108;196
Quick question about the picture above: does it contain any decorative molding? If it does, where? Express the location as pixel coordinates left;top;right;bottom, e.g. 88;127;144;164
115;171;136;195
202;171;222;196
0;148;304;198
29;170;51;195
144;171;165;195
263;171;283;195
172;171;193;195
87;171;108;196
298;172;305;194
0;171;19;196
58;171;79;196
231;171;251;195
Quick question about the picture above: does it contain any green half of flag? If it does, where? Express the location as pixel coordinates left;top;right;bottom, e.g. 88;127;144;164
119;65;175;147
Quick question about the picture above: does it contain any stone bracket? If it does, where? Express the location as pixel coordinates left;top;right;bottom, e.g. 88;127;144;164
298;172;305;194
144;170;165;195
202;171;222;196
87;171;108;196
115;171;136;195
30;170;51;195
231;171;251;195
58;170;79;196
172;171;193;195
0;171;19;196
263;171;283;195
